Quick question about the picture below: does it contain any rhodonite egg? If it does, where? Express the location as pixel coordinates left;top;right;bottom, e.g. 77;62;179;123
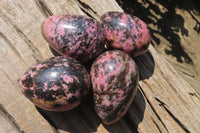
90;50;139;124
100;11;151;56
42;15;105;62
19;56;90;111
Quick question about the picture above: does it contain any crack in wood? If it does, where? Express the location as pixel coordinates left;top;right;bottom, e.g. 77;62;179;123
0;103;24;133
151;117;162;133
154;97;168;108
79;6;95;19
77;0;97;14
76;0;98;20
139;85;169;133
155;97;191;133
189;92;198;97
188;92;200;100
35;0;53;18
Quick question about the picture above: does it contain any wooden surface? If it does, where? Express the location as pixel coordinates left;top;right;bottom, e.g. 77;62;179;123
0;0;200;133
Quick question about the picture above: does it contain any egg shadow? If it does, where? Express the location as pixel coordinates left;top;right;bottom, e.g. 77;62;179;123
49;46;62;57
36;93;102;133
134;50;155;80
36;89;146;133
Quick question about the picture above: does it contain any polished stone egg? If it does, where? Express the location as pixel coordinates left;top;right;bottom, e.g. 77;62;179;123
19;56;90;111
90;50;139;124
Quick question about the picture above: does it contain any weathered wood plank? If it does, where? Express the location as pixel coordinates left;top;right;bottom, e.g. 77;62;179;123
0;0;57;133
133;46;200;132
0;0;200;133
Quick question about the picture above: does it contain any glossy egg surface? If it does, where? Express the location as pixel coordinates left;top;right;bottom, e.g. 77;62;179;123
90;50;139;124
42;15;105;62
19;56;90;111
101;11;151;56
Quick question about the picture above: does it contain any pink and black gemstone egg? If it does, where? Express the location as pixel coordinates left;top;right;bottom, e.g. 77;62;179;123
100;11;151;56
19;56;90;111
42;15;105;62
90;50;139;124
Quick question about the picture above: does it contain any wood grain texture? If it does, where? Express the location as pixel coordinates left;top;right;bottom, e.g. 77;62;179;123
0;0;200;133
